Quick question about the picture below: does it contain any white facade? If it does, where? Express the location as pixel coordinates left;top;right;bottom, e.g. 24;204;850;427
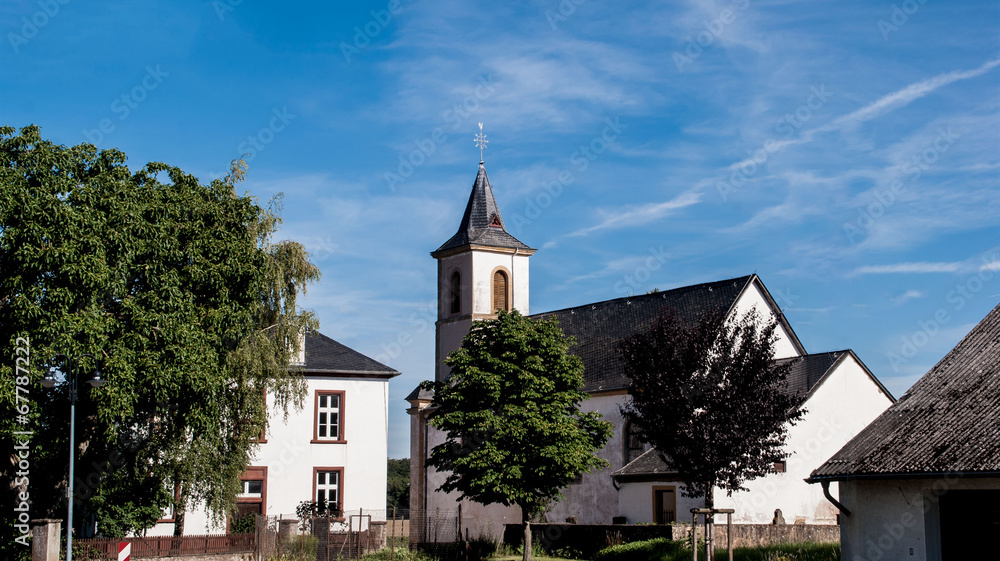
147;333;398;536
617;352;894;525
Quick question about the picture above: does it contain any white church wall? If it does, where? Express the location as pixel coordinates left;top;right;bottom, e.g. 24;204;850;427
730;280;801;360
470;250;530;316
715;354;893;524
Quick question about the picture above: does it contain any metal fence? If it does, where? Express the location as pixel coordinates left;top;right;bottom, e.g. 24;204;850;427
75;533;255;559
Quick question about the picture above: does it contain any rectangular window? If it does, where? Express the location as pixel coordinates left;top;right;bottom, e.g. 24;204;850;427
313;467;344;514
312;391;346;443
772;461;787;473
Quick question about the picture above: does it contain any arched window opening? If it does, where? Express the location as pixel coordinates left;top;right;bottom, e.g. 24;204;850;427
449;272;461;315
624;421;646;466
493;270;508;313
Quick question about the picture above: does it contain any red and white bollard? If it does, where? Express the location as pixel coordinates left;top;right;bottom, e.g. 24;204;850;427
118;542;131;561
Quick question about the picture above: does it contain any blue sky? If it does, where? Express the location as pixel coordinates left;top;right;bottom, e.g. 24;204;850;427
3;0;998;459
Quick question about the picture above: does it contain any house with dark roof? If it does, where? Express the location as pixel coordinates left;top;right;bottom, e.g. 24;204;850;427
807;302;1000;560
149;330;400;535
407;161;894;541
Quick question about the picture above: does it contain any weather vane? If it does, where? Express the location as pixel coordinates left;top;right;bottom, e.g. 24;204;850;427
474;122;488;163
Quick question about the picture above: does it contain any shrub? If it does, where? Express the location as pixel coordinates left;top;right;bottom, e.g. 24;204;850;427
594;538;683;561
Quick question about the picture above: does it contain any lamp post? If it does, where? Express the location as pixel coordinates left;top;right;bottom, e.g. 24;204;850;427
40;354;106;561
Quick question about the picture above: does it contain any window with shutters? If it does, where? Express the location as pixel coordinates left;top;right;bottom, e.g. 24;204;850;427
493;270;508;312
312;390;346;443
450;271;461;315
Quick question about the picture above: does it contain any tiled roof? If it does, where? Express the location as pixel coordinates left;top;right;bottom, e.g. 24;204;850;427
302;331;399;377
612;448;677;481
432;163;534;256
809;302;1000;481
531;276;754;392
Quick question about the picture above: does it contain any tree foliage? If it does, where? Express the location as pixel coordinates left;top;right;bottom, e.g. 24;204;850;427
422;310;612;561
618;308;805;506
0;125;319;546
386;458;410;512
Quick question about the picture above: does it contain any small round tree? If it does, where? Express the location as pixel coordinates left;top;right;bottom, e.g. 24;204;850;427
422;310;612;561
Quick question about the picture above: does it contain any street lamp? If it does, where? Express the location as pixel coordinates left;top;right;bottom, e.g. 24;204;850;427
41;354;106;561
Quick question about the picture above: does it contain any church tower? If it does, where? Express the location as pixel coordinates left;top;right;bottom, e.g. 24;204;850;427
429;161;536;381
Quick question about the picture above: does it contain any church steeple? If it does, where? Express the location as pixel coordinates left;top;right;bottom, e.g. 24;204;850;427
431;163;534;258
430;152;535;382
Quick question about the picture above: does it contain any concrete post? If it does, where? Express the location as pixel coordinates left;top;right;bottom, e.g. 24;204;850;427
30;519;62;561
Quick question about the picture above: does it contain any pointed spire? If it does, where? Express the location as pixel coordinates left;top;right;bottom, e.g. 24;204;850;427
432;163;535;257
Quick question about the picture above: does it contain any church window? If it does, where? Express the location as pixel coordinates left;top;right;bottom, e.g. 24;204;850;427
624;421;645;465
493;270;509;312
450;272;461;315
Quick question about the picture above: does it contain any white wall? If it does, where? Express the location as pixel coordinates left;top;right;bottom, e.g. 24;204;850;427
145;374;390;536
730;279;801;360
838;477;1000;561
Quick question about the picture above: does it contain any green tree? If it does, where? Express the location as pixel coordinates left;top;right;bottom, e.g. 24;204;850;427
386;458;410;512
0;125;319;549
618;308;805;559
422;310;612;561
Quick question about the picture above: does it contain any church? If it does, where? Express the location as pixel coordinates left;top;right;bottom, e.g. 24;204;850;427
407;159;895;542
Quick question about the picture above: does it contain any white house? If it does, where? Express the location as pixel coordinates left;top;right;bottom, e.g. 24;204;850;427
407;161;895;542
808;302;1000;561
149;330;399;535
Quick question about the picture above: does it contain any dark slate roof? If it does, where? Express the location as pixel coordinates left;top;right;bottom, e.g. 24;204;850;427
809;303;1000;481
405;385;434;402
432;163;534;256
779;351;845;399
302;331;400;377
531;276;755;392
612;448;678;482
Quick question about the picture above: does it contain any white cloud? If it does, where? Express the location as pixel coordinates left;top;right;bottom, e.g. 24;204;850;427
891;290;924;305
851;262;962;276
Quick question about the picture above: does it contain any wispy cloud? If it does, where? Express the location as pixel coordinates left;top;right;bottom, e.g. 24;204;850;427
891;290;924;305
851;262;963;276
567;188;703;237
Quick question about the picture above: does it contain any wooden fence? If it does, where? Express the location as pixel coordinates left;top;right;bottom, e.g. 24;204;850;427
74;533;255;559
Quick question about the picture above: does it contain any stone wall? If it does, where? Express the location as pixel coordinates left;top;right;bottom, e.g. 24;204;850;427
502;523;839;558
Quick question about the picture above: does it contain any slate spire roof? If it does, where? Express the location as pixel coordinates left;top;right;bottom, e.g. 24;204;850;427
432;163;534;257
809;302;1000;481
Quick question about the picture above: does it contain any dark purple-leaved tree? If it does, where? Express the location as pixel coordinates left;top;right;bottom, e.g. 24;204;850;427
618;308;805;558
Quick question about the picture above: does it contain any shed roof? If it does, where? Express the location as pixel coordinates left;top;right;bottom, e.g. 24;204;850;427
809;302;1000;481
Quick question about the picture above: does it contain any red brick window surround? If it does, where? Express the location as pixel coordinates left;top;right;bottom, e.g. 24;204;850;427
312;467;344;515
312;390;346;443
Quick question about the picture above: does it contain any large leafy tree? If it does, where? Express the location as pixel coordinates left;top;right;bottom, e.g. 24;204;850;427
386;458;410;513
422;310;612;561
618;308;805;558
0;125;319;551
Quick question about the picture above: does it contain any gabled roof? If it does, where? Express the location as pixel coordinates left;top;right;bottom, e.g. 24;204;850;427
431;163;534;257
532;275;805;393
809;303;1000;482
301;331;400;378
612;448;677;482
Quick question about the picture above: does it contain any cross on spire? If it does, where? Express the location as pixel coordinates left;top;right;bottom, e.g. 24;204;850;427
474;122;488;163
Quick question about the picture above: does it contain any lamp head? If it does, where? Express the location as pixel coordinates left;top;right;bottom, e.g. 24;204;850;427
87;368;107;388
40;369;57;388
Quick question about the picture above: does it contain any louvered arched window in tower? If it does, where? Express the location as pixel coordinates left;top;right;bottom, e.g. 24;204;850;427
449;272;461;315
493;270;509;313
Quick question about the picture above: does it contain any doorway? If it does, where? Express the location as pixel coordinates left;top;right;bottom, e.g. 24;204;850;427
653;486;676;524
